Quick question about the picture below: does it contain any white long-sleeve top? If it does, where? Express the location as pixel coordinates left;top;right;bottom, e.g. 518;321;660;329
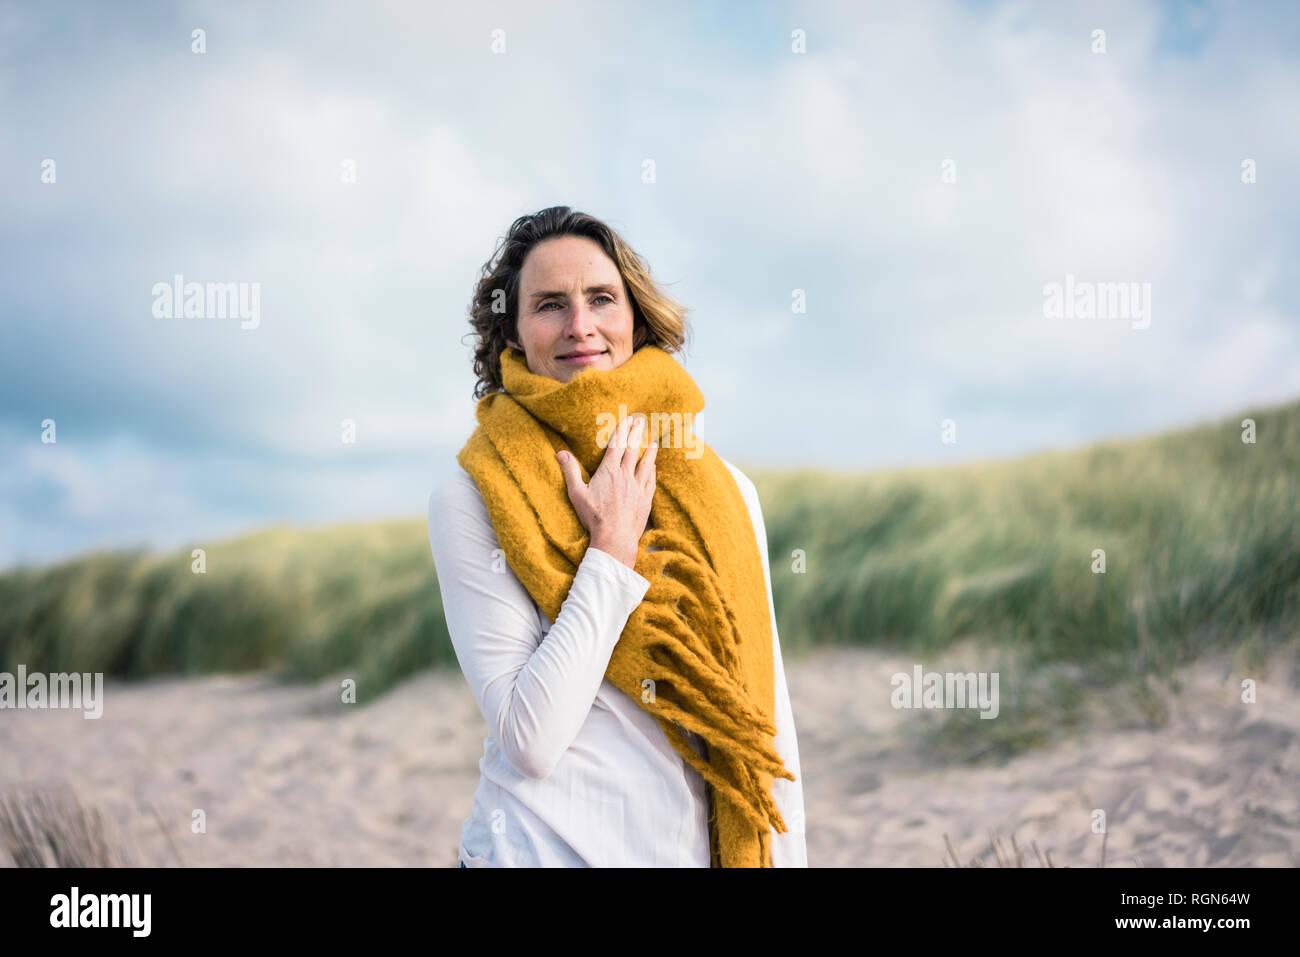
426;457;806;867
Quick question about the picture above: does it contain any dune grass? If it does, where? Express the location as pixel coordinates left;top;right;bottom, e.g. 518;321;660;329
755;399;1300;674
2;398;1297;729
751;397;1300;756
0;518;451;704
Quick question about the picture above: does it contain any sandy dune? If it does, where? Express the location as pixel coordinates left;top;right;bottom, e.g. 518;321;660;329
789;647;1299;867
2;646;1296;867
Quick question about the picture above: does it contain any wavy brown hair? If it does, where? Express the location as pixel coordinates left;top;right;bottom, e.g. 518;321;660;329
465;206;691;399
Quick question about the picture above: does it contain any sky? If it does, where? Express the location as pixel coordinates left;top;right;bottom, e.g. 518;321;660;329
1;0;1297;570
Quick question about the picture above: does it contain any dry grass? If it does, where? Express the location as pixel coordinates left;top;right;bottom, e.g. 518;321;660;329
0;783;187;868
0;784;127;867
941;827;1143;867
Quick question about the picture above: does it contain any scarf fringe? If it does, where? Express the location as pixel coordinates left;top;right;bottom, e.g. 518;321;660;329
644;526;743;673
643;654;795;784
662;719;789;835
615;502;795;835
633;617;781;748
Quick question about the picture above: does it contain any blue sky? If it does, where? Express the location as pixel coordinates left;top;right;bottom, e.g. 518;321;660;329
2;0;1297;570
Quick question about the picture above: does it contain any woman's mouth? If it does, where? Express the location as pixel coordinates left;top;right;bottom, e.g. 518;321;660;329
557;349;608;364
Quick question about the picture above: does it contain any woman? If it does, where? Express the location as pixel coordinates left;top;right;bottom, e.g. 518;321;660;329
427;206;806;867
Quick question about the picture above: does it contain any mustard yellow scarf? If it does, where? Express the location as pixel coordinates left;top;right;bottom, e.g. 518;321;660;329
457;343;795;867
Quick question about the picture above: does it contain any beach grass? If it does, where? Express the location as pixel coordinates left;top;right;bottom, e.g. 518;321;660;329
754;397;1299;681
2;397;1297;740
0;518;452;704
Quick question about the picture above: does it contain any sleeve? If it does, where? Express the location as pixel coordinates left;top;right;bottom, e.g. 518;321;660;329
728;463;808;867
427;467;652;780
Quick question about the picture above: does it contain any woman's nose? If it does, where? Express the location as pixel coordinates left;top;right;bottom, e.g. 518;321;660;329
564;302;596;336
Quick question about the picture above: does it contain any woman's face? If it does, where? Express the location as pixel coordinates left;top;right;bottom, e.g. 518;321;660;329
507;235;637;383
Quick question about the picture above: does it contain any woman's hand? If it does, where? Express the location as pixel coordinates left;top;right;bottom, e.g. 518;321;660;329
557;414;657;570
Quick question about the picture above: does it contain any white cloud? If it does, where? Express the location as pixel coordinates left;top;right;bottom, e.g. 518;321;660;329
2;0;1297;568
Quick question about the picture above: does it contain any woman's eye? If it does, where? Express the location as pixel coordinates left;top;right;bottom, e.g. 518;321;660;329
540;296;609;311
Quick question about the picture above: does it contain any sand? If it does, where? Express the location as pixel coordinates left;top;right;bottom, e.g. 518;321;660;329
2;646;1297;867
